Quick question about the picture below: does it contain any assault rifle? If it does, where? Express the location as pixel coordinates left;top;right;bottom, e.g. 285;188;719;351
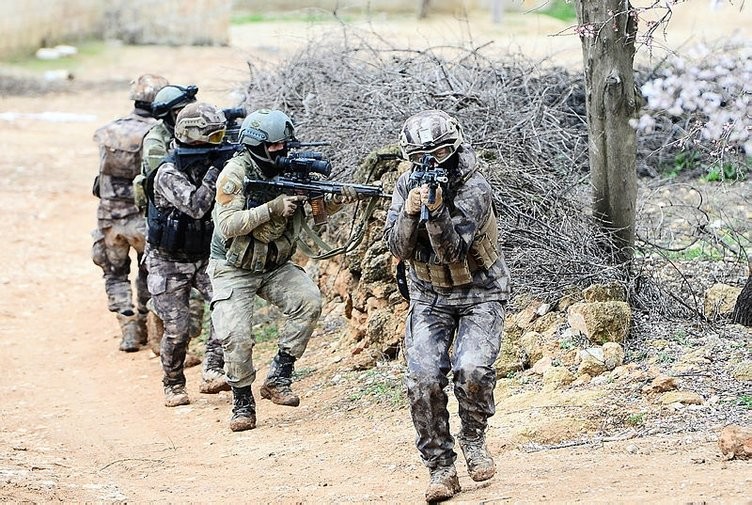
409;154;448;224
244;149;391;226
173;142;242;174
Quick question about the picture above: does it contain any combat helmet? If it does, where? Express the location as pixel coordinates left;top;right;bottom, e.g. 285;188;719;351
174;102;227;145
152;84;199;118
129;74;169;103
399;110;463;164
238;109;295;147
238;109;295;168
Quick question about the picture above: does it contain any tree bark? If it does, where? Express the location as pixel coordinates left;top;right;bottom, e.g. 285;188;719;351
575;1;639;264
732;271;752;326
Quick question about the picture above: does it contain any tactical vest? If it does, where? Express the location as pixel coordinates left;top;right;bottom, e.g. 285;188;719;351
145;153;214;260
409;207;499;288
93;114;155;201
224;208;302;273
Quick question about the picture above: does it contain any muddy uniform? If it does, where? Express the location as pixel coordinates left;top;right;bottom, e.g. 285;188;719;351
141;121;209;341
92;109;156;340
146;155;221;389
209;150;322;388
384;144;511;470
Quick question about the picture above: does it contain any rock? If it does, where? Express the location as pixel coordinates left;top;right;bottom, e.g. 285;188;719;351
731;361;752;381
718;425;752;460
703;283;742;318
567;301;631;344
582;282;627;302
542;366;575;390
572;373;592;386
531;356;554;375
602;342;625;370
577;348;607;377
642;374;679;394
658;391;703;405
520;331;545;366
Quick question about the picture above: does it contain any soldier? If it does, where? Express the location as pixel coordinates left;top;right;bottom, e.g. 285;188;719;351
139;84;227;394
209;108;356;432
384;110;511;502
91;73;169;352
144;102;227;407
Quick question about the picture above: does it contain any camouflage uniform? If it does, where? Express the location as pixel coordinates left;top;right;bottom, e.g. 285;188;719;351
142;118;217;378
146;150;221;400
92;108;158;349
209;150;322;389
384;144;511;471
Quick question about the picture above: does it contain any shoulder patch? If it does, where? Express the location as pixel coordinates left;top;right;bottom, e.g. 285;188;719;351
222;180;239;195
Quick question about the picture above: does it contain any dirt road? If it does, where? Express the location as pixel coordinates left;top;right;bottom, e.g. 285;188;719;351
1;10;751;504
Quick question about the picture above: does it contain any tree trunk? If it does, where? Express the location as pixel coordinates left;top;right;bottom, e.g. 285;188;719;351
575;1;639;264
732;271;752;326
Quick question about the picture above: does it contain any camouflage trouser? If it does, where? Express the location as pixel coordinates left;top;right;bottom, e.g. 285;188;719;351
208;259;322;388
404;299;504;469
91;216;148;315
146;254;223;387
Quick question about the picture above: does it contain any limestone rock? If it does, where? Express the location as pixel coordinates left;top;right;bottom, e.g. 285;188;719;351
642;374;679;394
602;342;625;370
542;366;575;390
658;391;703;405
703;283;742;318
577;348;607;377
718;424;752;460
567;301;631;344
582;282;627;302
731;361;752;381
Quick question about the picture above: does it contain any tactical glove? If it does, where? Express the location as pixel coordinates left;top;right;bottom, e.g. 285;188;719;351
267;194;307;218
422;185;444;212
405;187;422;215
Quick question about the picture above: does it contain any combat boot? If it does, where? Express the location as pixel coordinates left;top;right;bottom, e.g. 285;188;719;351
117;312;141;352
199;340;229;394
259;351;299;407
164;384;190;407
199;367;230;394
229;386;256;432
457;431;496;482
135;310;148;346
424;464;461;503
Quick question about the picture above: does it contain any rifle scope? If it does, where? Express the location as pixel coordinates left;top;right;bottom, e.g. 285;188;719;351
275;152;331;178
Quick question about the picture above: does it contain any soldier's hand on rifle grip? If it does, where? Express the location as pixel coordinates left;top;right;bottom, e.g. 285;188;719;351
405;187;422;215
421;185;443;212
202;166;221;187
340;185;359;203
268;194;307;218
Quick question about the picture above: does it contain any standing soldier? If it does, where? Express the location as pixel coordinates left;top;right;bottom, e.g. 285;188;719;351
209;109;355;431
139;84;227;394
92;74;169;352
384;110;511;502
145;102;227;407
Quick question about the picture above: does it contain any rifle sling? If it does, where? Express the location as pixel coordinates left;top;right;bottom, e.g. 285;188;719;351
296;196;380;260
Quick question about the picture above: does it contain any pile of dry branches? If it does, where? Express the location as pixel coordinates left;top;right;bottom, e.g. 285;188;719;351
241;33;628;302
240;32;748;317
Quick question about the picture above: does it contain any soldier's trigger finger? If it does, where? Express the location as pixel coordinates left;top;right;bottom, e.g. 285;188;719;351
289;195;307;203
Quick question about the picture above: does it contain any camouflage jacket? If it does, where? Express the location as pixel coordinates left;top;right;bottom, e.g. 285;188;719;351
210;150;296;261
93;108;156;221
148;159;218;261
384;144;511;304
